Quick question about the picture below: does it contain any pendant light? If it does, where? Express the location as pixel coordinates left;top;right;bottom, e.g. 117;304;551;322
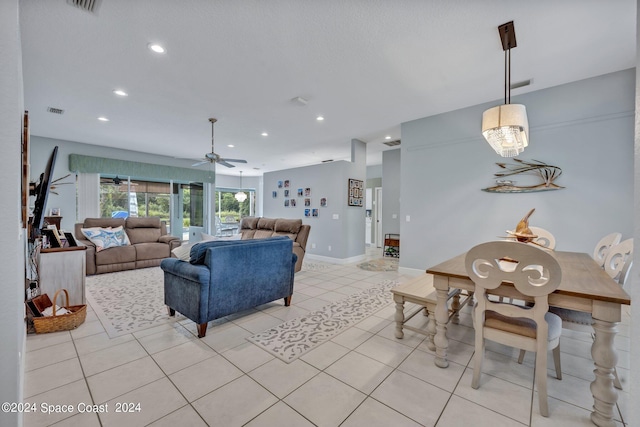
235;171;247;202
481;21;529;157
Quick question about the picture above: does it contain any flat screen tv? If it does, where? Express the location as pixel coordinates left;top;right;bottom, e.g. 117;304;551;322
30;146;58;241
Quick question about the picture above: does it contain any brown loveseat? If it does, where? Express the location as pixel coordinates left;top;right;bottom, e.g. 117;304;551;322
75;217;181;275
238;217;310;272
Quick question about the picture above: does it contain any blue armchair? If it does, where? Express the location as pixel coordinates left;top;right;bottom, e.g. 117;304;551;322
160;236;297;337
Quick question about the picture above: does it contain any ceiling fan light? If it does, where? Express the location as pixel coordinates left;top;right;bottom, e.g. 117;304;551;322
482;104;529;157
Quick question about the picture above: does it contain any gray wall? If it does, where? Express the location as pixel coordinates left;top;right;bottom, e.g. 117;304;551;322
263;141;367;261
1;1;25;425
400;69;635;270
382;149;401;240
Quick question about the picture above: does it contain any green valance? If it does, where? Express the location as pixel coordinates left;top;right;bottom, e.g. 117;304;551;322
68;154;215;183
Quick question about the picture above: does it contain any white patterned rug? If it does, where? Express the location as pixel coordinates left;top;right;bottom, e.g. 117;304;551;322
85;267;180;338
247;279;398;363
357;258;399;271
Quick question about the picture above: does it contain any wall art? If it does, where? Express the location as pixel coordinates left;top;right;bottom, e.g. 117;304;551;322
348;179;364;206
482;159;564;193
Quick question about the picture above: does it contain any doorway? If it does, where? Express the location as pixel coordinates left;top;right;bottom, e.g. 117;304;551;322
375;187;382;248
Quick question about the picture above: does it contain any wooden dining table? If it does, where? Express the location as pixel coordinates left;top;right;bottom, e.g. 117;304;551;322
427;250;631;427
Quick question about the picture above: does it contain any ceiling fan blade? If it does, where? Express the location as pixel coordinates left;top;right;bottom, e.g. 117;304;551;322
217;160;236;168
191;160;209;167
221;158;247;164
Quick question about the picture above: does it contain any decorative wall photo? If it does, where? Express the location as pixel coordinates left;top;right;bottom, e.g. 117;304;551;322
284;189;290;197
304;188;311;196
348;178;364;206
284;199;290;207
304;209;311;217
304;198;311;206
297;188;303;197
277;181;283;188
49;207;61;216
272;191;277;198
284;180;290;188
320;197;327;207
312;209;319;217
290;199;297;207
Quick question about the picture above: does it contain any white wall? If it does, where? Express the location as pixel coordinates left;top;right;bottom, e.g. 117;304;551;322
382;149;401;239
0;1;25;425
400;69;635;270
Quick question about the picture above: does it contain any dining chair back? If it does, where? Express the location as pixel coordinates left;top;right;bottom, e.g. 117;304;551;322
465;240;563;417
604;238;633;286
593;232;622;268
528;226;556;250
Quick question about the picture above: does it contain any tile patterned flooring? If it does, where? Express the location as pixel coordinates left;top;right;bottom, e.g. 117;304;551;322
23;248;630;426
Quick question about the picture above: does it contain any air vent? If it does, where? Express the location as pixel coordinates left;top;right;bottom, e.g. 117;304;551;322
47;107;65;115
321;159;334;163
510;79;533;90
383;139;401;147
66;0;101;14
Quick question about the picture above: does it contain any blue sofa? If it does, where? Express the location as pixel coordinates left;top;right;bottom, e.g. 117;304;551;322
160;236;297;337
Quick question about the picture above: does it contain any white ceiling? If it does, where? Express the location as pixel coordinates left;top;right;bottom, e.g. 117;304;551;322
19;0;636;177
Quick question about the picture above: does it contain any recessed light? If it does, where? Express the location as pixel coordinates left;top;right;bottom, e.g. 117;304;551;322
261;132;268;137
385;135;391;140
97;117;109;122
227;144;234;148
316;116;324;121
113;89;128;97
148;43;166;54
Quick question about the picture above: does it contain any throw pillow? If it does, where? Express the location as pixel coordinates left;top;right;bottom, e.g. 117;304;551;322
81;226;131;252
171;243;194;261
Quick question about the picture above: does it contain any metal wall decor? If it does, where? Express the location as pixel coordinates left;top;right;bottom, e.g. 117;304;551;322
482;159;563;193
348;179;364;206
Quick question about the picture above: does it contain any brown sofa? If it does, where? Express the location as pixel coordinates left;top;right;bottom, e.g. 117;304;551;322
75;217;182;275
239;217;310;272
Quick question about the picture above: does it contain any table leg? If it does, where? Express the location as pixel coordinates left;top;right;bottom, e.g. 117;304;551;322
590;319;619;427
393;296;405;339
433;276;450;368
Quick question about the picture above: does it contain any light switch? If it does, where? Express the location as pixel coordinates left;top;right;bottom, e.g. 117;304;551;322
332;214;339;220
392;214;397;219
406;215;411;222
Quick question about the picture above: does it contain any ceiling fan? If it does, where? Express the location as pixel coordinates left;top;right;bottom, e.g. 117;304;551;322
192;118;248;168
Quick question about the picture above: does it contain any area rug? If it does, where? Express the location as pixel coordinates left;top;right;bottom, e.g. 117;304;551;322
85;267;180;338
357;258;398;271
246;279;398;363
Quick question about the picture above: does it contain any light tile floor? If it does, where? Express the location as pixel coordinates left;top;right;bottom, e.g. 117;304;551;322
23;248;630;426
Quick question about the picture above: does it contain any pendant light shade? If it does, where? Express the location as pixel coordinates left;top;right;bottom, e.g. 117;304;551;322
482;21;529;157
482;104;529;157
235;171;247;202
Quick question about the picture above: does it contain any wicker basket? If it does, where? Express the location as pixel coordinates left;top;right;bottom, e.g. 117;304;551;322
32;289;87;334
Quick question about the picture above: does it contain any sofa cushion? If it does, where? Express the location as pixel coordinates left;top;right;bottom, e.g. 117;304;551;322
275;218;302;234
254;230;275;239
135;242;171;261
81;226;130;252
83;218;125;229
95;243;136;265
257;218;276;230
126;227;161;244
240;217;259;230
126;217;161;228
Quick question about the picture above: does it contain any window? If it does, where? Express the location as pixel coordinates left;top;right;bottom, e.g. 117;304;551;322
99;177;171;226
215;188;255;222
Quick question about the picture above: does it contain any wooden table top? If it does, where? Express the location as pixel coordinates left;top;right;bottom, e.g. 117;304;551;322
427;251;631;305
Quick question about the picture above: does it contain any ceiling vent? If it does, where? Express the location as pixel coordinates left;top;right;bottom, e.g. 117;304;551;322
383;139;401;147
66;0;101;14
47;107;65;115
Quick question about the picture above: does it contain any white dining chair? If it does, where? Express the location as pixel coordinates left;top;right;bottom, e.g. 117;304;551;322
465;241;562;417
549;238;633;390
593;232;622;268
529;226;556;250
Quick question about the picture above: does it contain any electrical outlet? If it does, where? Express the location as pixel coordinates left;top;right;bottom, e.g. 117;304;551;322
392;214;397;219
406;215;411;222
328;245;332;251
311;243;316;249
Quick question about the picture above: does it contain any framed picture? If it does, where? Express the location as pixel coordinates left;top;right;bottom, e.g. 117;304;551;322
320;197;327;207
304;198;311;206
277;181;283;188
290;199;297;207
272;191;277;198
284;189;290;197
284;199;290;207
49;207;61;216
304;209;311;217
305;187;311;196
312;209;319;217
284;180;290;188
348;179;364;206
297;188;303;197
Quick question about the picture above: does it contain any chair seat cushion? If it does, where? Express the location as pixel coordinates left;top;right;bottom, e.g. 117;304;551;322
548;306;594;325
485;311;562;341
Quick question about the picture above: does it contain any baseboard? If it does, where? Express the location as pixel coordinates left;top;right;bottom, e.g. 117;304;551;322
305;253;367;265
